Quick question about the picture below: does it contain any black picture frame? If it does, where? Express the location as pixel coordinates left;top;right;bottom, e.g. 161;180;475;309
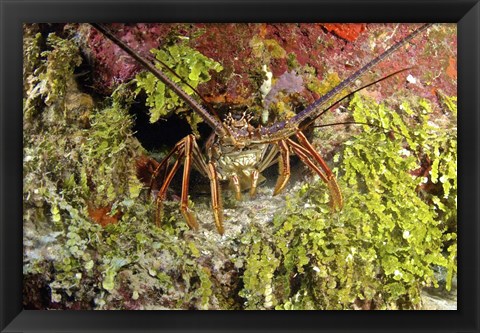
1;0;478;332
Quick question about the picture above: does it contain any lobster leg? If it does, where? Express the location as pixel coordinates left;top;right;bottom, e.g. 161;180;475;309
249;145;279;198
286;131;343;211
207;162;224;234
153;135;200;230
155;148;185;227
287;139;327;181
152;134;225;233
273;139;291;196
179;135;199;230
295;131;343;211
231;174;243;201
149;141;185;198
190;138;225;234
249;170;260;198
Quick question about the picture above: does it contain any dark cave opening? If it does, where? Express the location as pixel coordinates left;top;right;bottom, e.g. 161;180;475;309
129;99;213;153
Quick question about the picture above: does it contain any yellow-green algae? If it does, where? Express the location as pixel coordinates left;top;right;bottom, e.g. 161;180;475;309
134;37;223;134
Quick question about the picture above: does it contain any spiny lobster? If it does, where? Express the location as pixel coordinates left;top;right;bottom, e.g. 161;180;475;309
91;23;432;235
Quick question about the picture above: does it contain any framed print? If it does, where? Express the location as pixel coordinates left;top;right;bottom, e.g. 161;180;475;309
1;0;478;332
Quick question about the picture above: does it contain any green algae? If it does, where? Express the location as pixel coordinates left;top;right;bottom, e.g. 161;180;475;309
134;38;223;134
237;93;457;310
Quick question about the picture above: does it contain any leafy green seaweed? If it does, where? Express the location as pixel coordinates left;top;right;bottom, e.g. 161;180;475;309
134;39;223;134
238;94;457;310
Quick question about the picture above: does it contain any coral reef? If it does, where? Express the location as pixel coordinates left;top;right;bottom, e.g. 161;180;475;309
23;23;456;310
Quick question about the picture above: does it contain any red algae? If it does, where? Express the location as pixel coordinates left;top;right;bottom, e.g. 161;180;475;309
86;23;456;115
321;23;367;42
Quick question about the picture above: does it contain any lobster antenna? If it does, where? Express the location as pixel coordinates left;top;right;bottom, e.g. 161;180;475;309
90;23;228;137
264;23;432;135
300;66;412;131
313;121;409;140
